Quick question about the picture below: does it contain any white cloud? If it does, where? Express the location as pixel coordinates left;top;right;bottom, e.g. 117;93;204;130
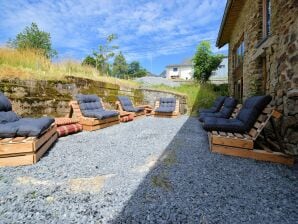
0;0;226;62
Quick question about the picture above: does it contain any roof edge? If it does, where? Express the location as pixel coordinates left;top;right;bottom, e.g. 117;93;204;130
216;0;233;48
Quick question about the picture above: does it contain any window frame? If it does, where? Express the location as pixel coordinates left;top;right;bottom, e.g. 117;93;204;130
262;0;271;38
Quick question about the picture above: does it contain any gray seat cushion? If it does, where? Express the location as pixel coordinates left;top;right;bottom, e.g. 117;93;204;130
0;117;54;138
83;110;119;120
199;96;226;113
76;94;119;120
155;98;176;113
202;95;272;133
199;97;237;122
118;96;144;112
16;117;55;137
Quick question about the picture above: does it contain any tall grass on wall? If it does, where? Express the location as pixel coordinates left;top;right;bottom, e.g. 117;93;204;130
0;48;139;88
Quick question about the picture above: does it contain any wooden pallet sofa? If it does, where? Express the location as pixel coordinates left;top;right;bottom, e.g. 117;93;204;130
199;97;237;122
0;92;57;166
153;98;180;118
69;94;120;131
115;96;146;118
198;96;226;114
203;95;294;166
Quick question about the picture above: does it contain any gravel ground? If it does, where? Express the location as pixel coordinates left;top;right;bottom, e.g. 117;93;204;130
0;116;297;224
136;77;181;87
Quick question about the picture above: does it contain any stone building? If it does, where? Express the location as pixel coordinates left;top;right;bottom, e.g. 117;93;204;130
216;0;298;154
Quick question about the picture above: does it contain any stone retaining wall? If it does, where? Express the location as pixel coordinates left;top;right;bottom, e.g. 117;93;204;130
0;76;188;117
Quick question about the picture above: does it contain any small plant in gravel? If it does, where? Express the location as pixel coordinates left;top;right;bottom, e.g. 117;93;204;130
151;173;172;191
162;151;177;166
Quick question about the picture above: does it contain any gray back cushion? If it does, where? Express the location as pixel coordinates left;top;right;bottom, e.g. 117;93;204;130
76;94;104;115
219;97;238;117
159;98;176;108
118;96;133;111
212;96;226;112
0;92;20;123
0;92;12;112
236;95;272;131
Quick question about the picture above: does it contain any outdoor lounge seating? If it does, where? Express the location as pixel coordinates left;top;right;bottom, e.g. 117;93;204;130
69;94;120;131
198;96;226;113
116;96;145;118
204;95;294;166
199;97;237;122
0;92;57;166
153;98;180;118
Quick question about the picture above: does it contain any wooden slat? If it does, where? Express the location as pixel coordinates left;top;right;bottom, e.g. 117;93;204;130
212;135;254;149
257;114;268;122
227;133;234;137
34;125;57;151
1;138;13;143
219;132;227;136
82;120;120;131
234;133;244;138
0;154;34;167
211;145;294;166
249;128;258;138
34;132;58;163
11;137;26;143
254;121;263;129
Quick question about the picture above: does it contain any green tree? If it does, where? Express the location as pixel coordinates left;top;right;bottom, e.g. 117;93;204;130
82;55;96;67
8;22;57;58
93;34;118;75
193;41;223;83
112;52;128;78
127;61;147;78
128;61;140;75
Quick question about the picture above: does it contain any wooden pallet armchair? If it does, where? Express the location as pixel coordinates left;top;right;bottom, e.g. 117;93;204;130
0;93;57;166
0;124;57;166
115;96;146;118
207;105;294;166
69;94;120;131
153;98;180;118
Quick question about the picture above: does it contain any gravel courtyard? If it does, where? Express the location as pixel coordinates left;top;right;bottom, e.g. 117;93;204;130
0;116;297;224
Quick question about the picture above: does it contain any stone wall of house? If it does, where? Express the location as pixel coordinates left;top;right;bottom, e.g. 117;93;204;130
0;76;188;118
227;0;298;154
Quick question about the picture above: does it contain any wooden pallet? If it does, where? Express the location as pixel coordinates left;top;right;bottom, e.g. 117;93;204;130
153;100;180;118
208;106;295;166
0;124;58;167
69;100;120;131
115;101;146;118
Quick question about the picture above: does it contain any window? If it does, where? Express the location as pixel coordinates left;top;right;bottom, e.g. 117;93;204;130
173;67;178;72
233;40;244;69
262;0;271;38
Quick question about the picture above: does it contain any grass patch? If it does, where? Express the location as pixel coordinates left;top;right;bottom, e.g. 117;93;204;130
0;48;139;88
162;151;177;166
151;173;172;191
150;82;222;116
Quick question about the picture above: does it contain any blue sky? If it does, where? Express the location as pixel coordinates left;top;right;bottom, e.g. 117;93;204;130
0;0;228;75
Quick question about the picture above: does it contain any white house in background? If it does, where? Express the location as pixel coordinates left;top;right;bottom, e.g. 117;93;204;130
165;57;228;83
209;57;228;84
166;59;194;80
